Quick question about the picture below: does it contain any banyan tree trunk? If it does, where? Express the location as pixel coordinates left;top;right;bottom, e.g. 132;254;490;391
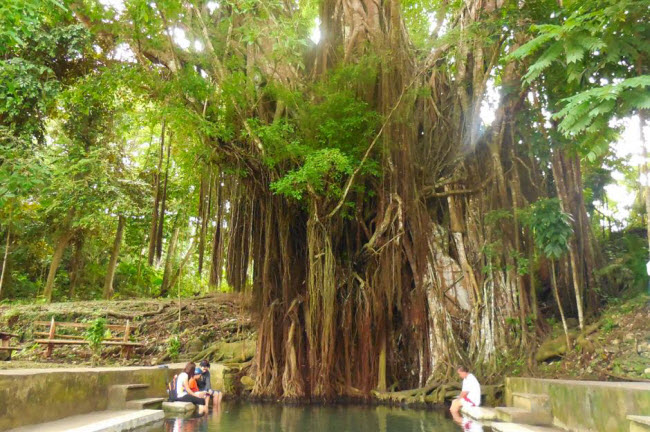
244;0;537;399
209;174;224;288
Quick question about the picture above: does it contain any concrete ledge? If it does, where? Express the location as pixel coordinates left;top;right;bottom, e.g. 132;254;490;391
491;422;563;432
162;401;195;413
629;415;650;432
506;377;650;432
0;365;182;430
9;409;164;432
461;405;499;421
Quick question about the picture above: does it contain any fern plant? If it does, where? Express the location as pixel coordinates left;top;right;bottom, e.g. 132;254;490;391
523;198;574;349
166;335;180;360
85;318;107;366
510;0;650;140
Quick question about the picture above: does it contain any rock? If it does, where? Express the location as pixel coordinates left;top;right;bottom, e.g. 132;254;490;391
240;375;255;390
187;337;203;353
644;368;650;375
536;336;568;362
163;401;195;413
611;339;620;345
625;333;635;340
218;340;256;362
193;339;255;364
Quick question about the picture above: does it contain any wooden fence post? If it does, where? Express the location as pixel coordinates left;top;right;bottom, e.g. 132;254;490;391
122;320;131;359
46;317;56;358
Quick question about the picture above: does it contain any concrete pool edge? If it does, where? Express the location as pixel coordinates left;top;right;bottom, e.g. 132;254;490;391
0;364;183;430
505;377;650;432
8;409;165;432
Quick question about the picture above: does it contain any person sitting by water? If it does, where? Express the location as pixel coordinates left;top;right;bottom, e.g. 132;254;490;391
450;365;481;414
176;362;211;414
189;368;206;394
199;359;223;405
189;366;220;403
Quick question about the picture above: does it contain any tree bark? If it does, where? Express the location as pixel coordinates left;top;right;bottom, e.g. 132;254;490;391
377;334;387;392
197;170;211;276
68;236;84;298
209;176;223;287
0;226;11;300
160;219;180;297
550;260;571;350
147;121;166;265
103;215;126;299
551;150;585;330
640;111;650;257
168;239;196;292
43;230;74;303
155;131;172;264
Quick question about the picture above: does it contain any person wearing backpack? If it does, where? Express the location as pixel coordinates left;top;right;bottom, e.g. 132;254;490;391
174;362;210;414
167;374;178;402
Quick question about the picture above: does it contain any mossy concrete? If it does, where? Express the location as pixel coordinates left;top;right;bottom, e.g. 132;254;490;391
0;364;183;430
505;377;650;432
628;415;650;432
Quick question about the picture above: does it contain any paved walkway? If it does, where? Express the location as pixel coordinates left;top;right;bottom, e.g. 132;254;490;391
8;410;164;432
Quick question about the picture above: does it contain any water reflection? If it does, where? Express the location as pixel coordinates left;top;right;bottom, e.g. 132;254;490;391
450;410;484;432
157;401;464;432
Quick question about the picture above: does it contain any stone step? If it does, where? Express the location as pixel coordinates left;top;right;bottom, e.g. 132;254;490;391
107;384;150;410
512;392;550;412
491;422;565;432
460;405;499;421
496;406;552;426
162;401;195;414
125;397;165;410
629;415;650;432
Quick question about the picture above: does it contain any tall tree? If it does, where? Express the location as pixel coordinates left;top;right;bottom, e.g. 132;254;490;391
103;215;125;299
147;122;166;266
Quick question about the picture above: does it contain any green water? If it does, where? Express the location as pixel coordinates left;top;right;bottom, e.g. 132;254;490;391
143;402;473;432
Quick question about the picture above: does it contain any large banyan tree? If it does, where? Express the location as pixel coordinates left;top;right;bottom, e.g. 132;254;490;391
70;0;613;399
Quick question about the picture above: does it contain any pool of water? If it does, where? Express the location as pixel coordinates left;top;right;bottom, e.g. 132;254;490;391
139;401;475;432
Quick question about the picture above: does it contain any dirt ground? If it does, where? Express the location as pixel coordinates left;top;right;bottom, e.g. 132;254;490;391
0;293;254;368
534;293;650;381
1;293;647;384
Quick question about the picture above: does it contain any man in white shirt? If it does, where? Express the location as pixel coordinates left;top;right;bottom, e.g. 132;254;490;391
450;365;481;415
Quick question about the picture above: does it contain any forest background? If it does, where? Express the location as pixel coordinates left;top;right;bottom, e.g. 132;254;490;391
0;0;649;399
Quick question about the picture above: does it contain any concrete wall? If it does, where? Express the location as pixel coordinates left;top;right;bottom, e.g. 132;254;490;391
0;365;182;430
505;377;650;432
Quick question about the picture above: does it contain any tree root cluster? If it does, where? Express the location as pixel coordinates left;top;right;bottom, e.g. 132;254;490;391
373;383;503;406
